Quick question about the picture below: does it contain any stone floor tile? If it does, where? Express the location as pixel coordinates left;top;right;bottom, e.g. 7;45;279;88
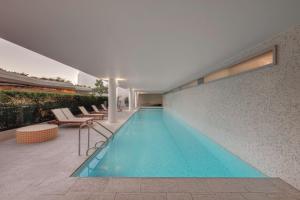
242;192;300;200
241;193;270;200
141;179;209;193
206;179;248;193
215;193;246;200
33;177;76;195
191;194;217;200
270;178;300;194
141;179;178;192
176;179;210;193
63;192;91;200
88;193;116;200
32;194;65;200
244;179;283;193
69;179;109;192
104;178;140;192
167;193;192;200
115;193;167;200
0;178;34;196
0;194;17;200
242;193;300;200
267;193;300;200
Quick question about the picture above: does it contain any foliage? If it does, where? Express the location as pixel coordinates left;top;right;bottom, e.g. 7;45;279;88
0;90;108;131
92;79;108;96
75;84;91;88
38;77;71;83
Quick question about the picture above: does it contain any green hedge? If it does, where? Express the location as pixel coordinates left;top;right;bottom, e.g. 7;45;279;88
0;91;107;131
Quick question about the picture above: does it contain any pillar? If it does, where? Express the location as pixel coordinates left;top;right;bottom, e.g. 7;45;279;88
128;88;133;111
108;78;117;123
134;91;139;108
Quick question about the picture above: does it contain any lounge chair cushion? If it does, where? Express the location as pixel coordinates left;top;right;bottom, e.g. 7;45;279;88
52;109;67;121
101;104;108;111
79;106;89;115
61;108;76;119
92;105;100;112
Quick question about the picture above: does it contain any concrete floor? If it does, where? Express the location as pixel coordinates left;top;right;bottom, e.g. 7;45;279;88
0;111;299;200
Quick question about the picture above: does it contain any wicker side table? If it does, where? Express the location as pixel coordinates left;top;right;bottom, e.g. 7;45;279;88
16;124;58;144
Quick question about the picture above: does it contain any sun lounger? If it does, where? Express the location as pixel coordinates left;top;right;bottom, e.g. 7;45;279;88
51;108;93;125
78;106;104;120
92;105;101;113
101;104;122;112
92;104;108;115
101;104;108;111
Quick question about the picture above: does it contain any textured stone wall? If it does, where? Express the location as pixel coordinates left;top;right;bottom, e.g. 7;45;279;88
163;25;300;189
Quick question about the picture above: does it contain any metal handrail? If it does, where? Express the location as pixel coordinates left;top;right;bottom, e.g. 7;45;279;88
79;120;115;156
83;121;114;156
78;121;91;156
86;140;105;156
95;121;114;134
90;125;109;140
95;140;105;148
86;146;97;156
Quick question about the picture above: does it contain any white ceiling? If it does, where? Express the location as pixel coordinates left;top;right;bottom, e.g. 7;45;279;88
0;0;299;92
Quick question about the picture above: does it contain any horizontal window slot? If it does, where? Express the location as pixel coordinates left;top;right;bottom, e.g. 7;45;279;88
204;48;276;83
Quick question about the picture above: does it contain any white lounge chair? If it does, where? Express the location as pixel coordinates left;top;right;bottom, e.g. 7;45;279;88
60;108;93;121
92;105;101;113
78;106;104;120
91;105;108;116
101;104;122;112
101;104;108;111
51;108;93;125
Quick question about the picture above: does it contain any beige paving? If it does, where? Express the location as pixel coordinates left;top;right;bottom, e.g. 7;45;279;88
0;110;299;200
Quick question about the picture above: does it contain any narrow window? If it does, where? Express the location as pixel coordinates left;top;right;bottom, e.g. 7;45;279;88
204;47;276;83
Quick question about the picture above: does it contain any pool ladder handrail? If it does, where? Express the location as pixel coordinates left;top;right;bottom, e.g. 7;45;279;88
78;121;92;156
94;121;114;135
84;121;114;156
85;140;106;156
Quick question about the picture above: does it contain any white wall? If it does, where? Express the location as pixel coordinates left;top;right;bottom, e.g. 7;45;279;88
164;26;300;189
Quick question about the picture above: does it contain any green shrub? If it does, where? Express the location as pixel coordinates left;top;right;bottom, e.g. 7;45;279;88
0;90;107;131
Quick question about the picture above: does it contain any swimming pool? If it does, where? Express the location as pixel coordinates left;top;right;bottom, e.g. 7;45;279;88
74;108;264;177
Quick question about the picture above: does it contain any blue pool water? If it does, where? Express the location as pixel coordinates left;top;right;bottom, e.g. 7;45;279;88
74;108;264;177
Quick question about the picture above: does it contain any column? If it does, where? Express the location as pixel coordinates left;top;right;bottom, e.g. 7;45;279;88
108;78;117;123
128;88;133;111
134;91;139;108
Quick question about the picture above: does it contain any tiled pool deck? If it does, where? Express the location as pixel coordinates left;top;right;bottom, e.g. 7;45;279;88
0;111;299;200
